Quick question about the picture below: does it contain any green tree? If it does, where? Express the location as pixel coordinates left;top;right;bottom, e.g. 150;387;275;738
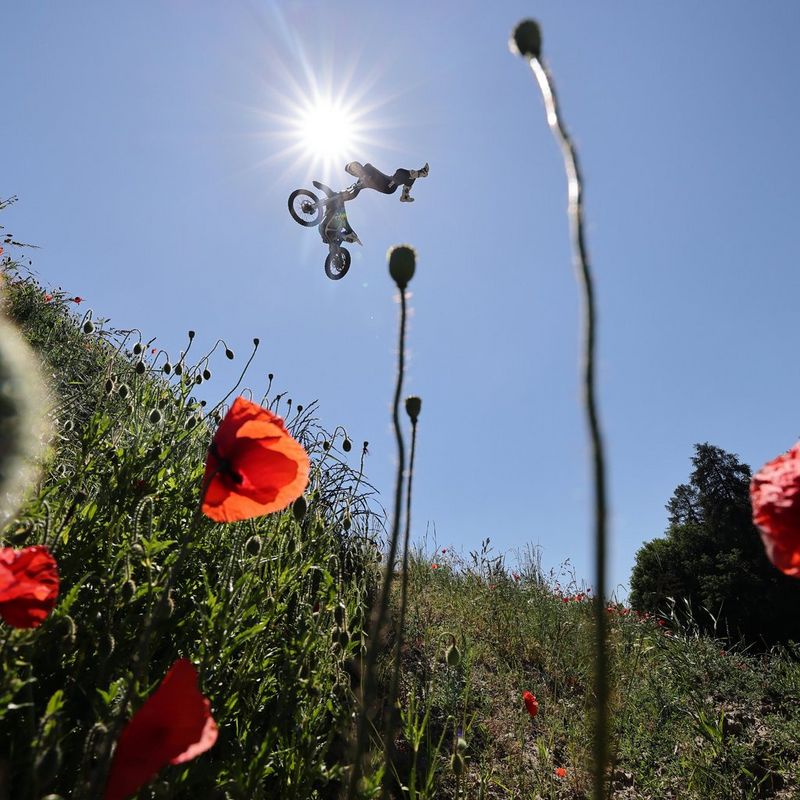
629;443;800;645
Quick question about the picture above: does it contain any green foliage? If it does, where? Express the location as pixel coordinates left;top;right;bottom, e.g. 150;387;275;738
629;444;800;645
0;263;381;799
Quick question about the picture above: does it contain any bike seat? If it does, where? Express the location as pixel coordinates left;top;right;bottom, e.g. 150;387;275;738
312;180;335;196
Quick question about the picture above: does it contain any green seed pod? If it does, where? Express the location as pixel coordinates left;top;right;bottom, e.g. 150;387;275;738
245;535;262;556
450;752;465;776
342;438;352;452
509;19;542;59
135;360;145;375
405;396;422;423
292;495;307;521
121;580;136;602
148;408;162;425
446;643;462;667
387;244;416;289
457;736;468;754
83;320;95;334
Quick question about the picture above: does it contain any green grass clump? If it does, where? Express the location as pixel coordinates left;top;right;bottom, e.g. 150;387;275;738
387;544;800;800
0;262;381;799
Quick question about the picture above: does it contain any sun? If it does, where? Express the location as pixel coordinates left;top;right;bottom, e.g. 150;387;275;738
297;98;358;168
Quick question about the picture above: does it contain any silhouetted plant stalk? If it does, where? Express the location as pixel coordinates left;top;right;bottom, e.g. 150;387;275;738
511;20;611;799
348;245;416;800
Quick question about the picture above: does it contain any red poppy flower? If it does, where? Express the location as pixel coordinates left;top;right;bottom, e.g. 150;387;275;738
750;443;800;576
70;296;83;304
201;397;310;523
431;563;439;570
0;546;59;628
555;767;567;778
43;293;53;303
522;690;539;718
103;659;217;800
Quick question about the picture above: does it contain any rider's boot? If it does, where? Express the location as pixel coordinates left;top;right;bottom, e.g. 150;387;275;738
400;186;415;202
409;163;429;180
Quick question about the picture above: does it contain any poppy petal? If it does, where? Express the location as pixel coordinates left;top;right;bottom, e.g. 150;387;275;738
103;659;217;800
0;546;59;628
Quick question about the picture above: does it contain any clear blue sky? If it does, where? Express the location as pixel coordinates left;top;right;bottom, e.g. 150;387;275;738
5;2;800;596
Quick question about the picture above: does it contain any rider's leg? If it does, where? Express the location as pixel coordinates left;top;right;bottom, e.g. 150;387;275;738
409;162;429;179
400;184;415;203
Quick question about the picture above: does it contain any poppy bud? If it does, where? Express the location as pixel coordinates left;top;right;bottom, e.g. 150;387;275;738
195;374;203;385
57;614;77;645
104;378;114;394
388;244;416;289
342;438;352;452
188;330;196;339
133;342;143;355
268;373;274;381
163;362;172;375
450;752;465;776
85;721;108;762
297;404;303;413
134;360;145;375
323;440;330;451
245;535;262;556
405;396;422;423
121;579;136;602
292;495;307;521
100;633;116;659
225;348;235;360
184;414;198;430
446;643;462;667
148;408;162;425
337;629;350;648
131;543;145;557
334;602;346;627
457;736;468;754
83;320;95;334
174;363;183;376
509;19;542;60
117;384;129;400
253;337;260;346
343;514;351;531
203;368;211;380
63;419;74;432
166;592;175;617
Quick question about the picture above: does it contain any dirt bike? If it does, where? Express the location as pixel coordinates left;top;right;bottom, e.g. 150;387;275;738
288;180;362;280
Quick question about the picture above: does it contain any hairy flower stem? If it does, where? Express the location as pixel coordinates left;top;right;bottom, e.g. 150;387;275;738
519;41;610;799
348;288;408;800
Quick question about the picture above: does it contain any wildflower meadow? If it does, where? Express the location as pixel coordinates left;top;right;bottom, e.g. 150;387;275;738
2;14;800;800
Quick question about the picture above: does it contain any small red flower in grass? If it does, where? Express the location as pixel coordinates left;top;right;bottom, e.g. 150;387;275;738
103;659;217;800
750;443;800;576
69;296;84;304
522;690;539;718
43;293;53;303
431;563;439;570
555;767;567;778
0;546;59;628
201;397;310;523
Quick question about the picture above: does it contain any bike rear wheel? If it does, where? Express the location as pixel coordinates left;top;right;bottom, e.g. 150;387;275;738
324;248;351;280
288;189;322;226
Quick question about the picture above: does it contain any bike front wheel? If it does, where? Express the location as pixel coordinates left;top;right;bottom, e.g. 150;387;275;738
324;248;351;280
288;189;322;226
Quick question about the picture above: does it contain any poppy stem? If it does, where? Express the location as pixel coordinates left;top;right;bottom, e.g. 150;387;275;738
348;287;408;800
514;27;611;800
